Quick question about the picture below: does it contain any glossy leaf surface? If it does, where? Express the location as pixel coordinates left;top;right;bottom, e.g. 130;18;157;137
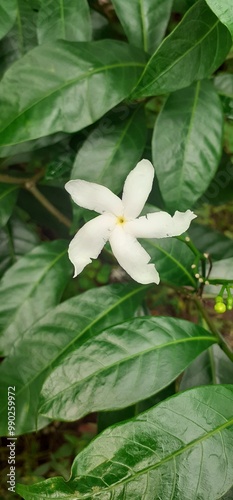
18;385;233;499
0;284;145;435
39;317;216;421
0;240;71;355
132;0;231;97
37;0;92;43
205;0;233;38
0;40;145;152
111;0;173;53
0;183;18;227
71;105;147;194
142;236;196;287
0;0;17;40
152;80;223;211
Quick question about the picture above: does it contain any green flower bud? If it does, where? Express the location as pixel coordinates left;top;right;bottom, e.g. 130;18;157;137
227;298;233;310
214;302;226;314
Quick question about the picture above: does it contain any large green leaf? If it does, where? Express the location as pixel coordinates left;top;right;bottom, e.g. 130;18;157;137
111;0;173;54
18;385;233;499
180;345;233;390
152;80;223;211
71;105;147;194
39;317;216;421
0;183;18;227
205;0;233;38
0;213;40;277
0;240;71;356
132;0;231;98
142;236;197;287
0;284;145;436
0;0;17;40
37;0;92;43
0;40;145;154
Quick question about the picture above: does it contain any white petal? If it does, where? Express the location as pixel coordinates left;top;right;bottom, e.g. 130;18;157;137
65;180;123;216
125;210;197;238
68;214;116;277
109;226;159;285
122;159;154;219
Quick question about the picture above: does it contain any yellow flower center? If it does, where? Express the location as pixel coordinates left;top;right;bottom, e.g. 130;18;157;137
116;215;126;225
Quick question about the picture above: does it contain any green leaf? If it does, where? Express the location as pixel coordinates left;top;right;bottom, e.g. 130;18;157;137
0;213;40;277
0;284;145;435
132;0;231;98
0;0;17;40
17;385;233;499
180;344;233;389
39;317;215;421
152;80;223;211
142;236;197;287
111;0;173;54
0;240;71;356
71;105;147;194
37;0;92;43
205;0;233;39
188;223;233;260
0;40;145;153
0;183;18;227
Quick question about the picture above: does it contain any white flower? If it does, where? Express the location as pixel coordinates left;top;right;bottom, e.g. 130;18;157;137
65;159;196;285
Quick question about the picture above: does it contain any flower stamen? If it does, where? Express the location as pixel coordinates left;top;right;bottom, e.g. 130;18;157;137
117;216;126;225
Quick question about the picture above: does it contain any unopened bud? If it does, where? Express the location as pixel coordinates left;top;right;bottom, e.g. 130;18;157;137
214;302;226;314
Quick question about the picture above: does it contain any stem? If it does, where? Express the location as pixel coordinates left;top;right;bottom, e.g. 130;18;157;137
193;296;233;362
177;235;201;258
0;174;31;184
25;182;71;228
208;346;218;384
0;171;72;229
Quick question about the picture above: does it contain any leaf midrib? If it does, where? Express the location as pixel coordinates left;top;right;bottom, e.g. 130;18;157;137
0;248;67;332
40;334;216;410
134;7;219;95
96;106;142;184
59;0;65;39
176;80;201;206
73;412;233;499
144;238;196;286
139;0;147;52
1;286;144;415
0;60;145;146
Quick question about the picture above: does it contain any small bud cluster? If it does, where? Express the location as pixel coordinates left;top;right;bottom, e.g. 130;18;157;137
214;286;233;314
191;251;210;286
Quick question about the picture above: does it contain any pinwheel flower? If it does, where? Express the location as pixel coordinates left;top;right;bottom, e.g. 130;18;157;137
65;159;196;284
